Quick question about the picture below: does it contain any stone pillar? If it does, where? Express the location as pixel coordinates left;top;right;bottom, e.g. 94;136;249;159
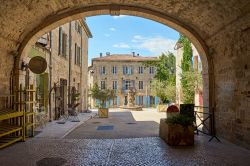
175;42;184;105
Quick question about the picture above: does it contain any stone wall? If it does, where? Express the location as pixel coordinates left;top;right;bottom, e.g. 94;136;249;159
206;13;250;148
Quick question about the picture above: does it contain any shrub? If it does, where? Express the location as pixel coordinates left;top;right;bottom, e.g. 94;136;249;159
166;114;194;126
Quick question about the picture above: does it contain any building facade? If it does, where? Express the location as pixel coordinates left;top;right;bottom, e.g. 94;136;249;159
20;19;92;124
88;53;159;108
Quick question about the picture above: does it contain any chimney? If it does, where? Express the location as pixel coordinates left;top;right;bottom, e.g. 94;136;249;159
106;52;110;56
132;52;135;56
100;53;102;57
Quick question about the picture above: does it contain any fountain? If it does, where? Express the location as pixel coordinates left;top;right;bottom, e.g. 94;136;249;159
119;88;142;111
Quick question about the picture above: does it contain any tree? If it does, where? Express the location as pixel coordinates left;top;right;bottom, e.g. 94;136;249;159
144;52;176;83
144;52;176;103
151;80;176;103
179;34;195;104
90;83;116;108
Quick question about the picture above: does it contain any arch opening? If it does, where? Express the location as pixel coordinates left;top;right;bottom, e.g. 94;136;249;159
15;4;212;110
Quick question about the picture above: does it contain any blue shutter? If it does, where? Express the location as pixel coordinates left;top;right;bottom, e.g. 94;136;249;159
155;96;159;105
96;99;100;107
136;96;139;105
123;66;125;75
147;96;150;107
143;96;147;107
117;96;120;106
105;101;109;108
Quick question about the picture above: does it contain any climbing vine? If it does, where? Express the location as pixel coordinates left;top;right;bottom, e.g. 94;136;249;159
179;34;195;104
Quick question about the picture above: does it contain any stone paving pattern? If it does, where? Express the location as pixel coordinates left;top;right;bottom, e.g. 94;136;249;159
35;112;96;139
1;136;250;166
66;109;166;139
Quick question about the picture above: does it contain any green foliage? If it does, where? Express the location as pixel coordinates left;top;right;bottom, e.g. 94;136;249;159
144;52;176;83
179;34;195;104
151;80;176;104
90;83;116;108
144;52;176;103
166;114;195;126
179;35;193;72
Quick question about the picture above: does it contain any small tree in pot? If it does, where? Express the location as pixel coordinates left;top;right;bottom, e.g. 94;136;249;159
90;83;115;118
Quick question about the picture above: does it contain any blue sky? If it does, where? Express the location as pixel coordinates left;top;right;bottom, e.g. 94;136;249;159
86;15;180;65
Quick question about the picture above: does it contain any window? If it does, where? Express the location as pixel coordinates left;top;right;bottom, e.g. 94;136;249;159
58;27;68;57
75;43;81;65
112;81;117;90
112;66;117;74
75;21;82;35
139;81;144;90
125;80;131;90
149;66;155;74
123;66;133;75
101;81;106;90
123;80;135;90
100;66;106;75
138;66;144;74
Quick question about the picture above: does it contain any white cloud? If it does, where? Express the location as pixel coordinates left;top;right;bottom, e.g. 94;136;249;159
131;35;176;55
113;43;130;48
113;15;127;19
109;27;116;31
104;34;110;37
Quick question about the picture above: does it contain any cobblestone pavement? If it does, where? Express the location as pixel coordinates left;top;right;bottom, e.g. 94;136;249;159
35;112;97;139
0;136;250;166
66;109;166;139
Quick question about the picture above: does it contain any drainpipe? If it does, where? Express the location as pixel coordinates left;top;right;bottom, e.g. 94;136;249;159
80;27;83;112
68;21;72;106
49;31;52;121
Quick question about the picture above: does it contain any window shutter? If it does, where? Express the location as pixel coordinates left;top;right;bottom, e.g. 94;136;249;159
117;96;120;106
75;43;77;64
155;96;159;105
143;96;147;107
66;34;69;57
136;96;139;105
58;27;62;55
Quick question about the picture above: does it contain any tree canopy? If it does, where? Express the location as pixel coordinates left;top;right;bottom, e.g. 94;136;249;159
143;52;176;103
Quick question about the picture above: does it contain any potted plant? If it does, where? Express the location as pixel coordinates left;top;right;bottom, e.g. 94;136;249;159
160;114;195;146
90;83;115;118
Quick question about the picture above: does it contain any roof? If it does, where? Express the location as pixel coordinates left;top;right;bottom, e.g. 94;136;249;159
92;54;158;62
79;18;93;38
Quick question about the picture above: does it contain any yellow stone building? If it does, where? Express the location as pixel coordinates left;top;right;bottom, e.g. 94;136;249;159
88;53;160;108
21;19;92;122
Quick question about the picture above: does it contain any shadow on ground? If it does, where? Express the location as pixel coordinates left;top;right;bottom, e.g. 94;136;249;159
65;111;160;139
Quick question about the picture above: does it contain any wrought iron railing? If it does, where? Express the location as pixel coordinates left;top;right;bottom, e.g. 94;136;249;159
194;106;220;142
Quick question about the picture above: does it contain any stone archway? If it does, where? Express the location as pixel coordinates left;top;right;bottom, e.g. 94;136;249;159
1;1;249;148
